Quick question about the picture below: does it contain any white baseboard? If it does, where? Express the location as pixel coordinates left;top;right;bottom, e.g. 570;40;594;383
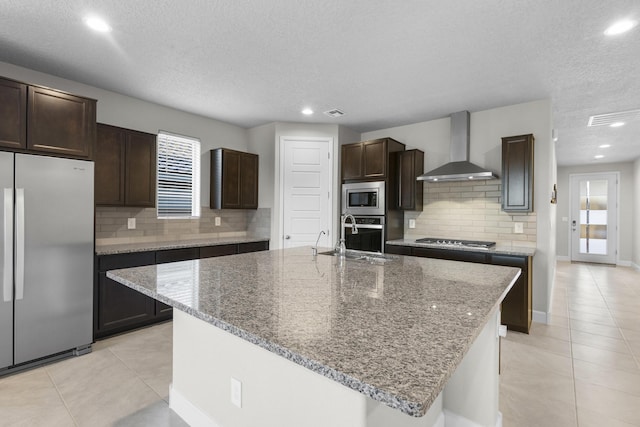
556;256;633;267
169;385;219;427
443;410;502;427
533;310;548;324
633;262;640;272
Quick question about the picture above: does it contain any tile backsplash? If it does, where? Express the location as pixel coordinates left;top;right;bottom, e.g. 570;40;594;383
404;181;536;247
95;207;271;245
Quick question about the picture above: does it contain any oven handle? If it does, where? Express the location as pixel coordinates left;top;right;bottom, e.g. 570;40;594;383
344;224;383;230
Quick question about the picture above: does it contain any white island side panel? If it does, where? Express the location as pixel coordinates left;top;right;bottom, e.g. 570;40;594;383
170;309;501;427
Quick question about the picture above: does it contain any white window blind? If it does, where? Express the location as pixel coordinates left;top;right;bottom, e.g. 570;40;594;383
157;132;200;218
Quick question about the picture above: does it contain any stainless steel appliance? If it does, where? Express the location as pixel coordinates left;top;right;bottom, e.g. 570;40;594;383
1;153;94;373
415;237;496;250
343;215;385;253
417;111;498;182
342;181;385;216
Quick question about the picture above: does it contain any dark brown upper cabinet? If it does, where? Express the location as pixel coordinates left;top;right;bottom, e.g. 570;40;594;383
210;148;259;209
95;123;156;207
501;134;534;212
397;149;424;211
0;77;27;150
341;138;405;182
27;85;95;158
0;76;96;158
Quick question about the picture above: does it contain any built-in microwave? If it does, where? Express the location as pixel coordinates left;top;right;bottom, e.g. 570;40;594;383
342;181;385;216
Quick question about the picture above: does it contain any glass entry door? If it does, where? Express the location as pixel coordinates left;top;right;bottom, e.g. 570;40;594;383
570;173;618;264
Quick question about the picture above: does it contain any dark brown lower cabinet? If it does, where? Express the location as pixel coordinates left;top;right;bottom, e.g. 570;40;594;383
95;251;156;339
95;240;269;340
385;244;532;333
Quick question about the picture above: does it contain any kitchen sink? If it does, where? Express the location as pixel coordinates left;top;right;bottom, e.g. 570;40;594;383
317;249;398;263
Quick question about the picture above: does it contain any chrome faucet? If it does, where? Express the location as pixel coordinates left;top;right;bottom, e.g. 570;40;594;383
336;213;358;255
312;230;326;256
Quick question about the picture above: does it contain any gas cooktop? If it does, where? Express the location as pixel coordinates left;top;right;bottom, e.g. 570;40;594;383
415;237;496;249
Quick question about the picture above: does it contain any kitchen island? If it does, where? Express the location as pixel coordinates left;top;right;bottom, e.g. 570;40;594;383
107;247;520;427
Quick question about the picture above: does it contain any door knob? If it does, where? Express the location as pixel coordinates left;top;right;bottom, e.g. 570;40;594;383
285;235;291;239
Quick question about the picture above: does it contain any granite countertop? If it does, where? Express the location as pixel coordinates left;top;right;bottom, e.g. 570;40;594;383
386;238;536;257
107;246;519;417
95;236;269;256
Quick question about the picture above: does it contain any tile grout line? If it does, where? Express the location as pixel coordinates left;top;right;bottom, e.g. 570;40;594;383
587;265;640;371
564;283;580;427
106;346;167;402
44;366;80;427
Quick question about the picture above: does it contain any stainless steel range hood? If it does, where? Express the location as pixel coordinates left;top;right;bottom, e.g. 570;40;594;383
417;111;498;182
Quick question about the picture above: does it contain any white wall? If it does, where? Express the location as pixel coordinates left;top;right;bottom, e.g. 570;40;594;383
362;100;556;319
0;61;249;207
634;158;640;270
556;162;635;264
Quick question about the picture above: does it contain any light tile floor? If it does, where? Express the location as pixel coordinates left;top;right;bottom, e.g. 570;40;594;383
1;261;638;426
500;261;640;427
0;321;186;427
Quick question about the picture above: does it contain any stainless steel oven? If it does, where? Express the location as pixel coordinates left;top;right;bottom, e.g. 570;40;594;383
343;216;385;253
342;181;385;216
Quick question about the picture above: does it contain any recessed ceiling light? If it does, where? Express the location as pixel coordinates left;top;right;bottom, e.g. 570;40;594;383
594;155;605;159
609;122;625;127
301;108;313;115
604;19;637;36
599;144;611;148
84;15;112;33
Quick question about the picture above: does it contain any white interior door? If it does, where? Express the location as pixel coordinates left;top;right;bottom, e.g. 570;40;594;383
570;172;618;264
281;137;333;249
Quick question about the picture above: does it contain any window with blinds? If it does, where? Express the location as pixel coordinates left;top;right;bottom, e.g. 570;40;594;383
157;132;200;218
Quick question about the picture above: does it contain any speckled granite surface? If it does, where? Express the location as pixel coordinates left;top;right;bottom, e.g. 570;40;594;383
95;236;269;255
386;238;536;257
107;246;520;417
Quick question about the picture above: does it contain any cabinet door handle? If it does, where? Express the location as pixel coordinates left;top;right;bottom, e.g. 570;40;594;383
285;235;291;240
2;188;13;302
15;188;25;301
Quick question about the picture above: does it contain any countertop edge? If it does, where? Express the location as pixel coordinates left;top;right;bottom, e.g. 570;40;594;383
96;237;269;256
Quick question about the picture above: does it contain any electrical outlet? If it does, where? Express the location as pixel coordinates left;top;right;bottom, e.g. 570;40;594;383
408;219;416;229
215;217;221;226
514;222;524;234
127;218;136;230
231;377;242;408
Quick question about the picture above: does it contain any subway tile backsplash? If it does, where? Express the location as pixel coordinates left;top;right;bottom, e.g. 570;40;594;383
95;207;271;245
404;181;537;247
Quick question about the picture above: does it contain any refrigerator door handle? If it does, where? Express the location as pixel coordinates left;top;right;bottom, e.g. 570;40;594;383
15;188;25;301
2;188;13;302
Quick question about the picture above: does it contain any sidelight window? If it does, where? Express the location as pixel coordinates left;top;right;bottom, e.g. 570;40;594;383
157;131;200;218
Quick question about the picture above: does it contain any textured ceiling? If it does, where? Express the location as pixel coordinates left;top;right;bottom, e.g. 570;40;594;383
1;0;639;166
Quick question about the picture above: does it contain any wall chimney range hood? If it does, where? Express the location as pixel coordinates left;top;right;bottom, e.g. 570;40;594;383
417;111;498;182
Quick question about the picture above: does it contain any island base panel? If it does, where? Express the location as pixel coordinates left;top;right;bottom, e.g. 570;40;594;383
169;310;502;427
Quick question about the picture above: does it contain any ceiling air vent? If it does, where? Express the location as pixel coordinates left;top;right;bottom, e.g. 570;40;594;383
324;109;345;118
588;109;640;126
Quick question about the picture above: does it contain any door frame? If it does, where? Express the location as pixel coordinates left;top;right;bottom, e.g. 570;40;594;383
568;171;619;264
278;136;334;250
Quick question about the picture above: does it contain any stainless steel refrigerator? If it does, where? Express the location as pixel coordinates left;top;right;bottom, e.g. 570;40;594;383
1;152;94;372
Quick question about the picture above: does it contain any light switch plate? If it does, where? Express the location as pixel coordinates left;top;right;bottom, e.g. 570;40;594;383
514;222;523;234
215;217;221;226
127;218;136;230
408;219;416;229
